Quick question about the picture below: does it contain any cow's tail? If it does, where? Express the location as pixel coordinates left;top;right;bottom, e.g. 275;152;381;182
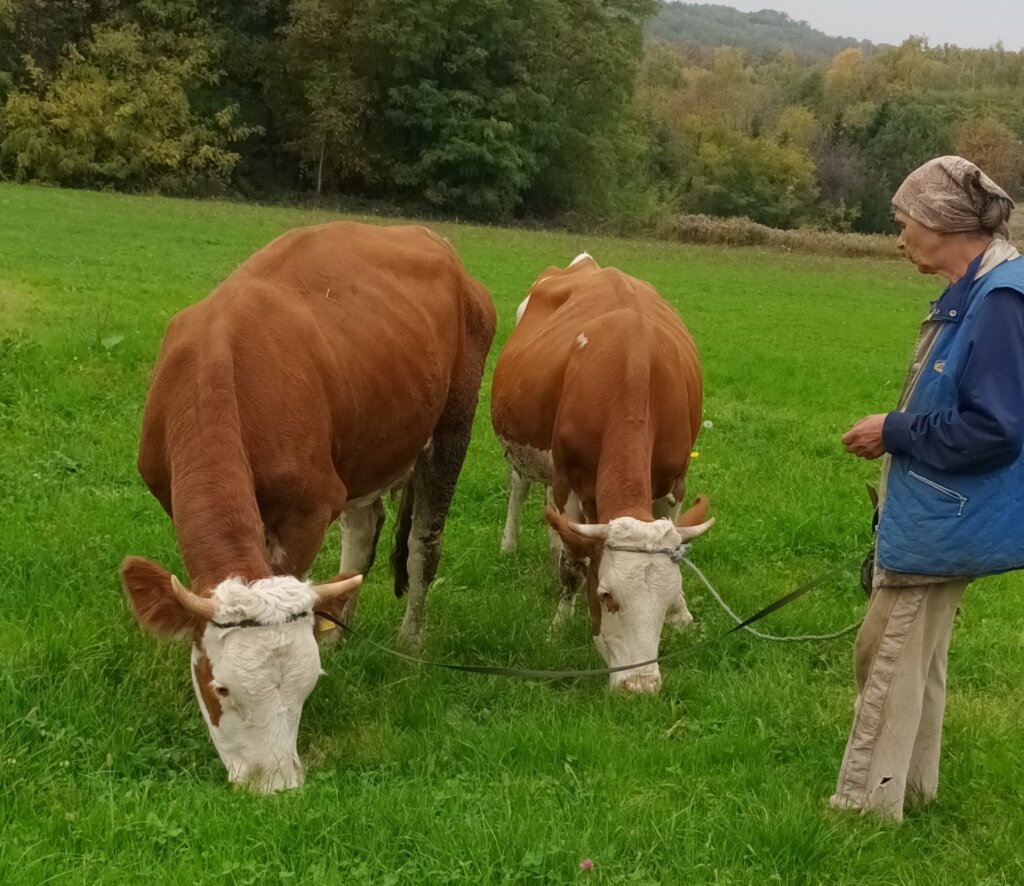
390;481;414;598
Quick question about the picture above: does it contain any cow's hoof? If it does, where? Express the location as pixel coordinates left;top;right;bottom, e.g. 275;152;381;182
316;626;343;647
616;673;662;694
549;596;576;633
397;624;425;653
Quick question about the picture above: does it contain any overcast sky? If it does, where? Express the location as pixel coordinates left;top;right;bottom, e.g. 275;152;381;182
691;1;1024;51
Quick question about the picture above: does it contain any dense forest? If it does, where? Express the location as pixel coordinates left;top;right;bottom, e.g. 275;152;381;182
647;3;873;61
1;1;1022;234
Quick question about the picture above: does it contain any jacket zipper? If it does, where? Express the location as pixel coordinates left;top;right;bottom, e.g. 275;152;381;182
907;470;967;516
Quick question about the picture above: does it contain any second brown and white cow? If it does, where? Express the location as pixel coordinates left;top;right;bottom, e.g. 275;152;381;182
491;254;712;693
121;221;496;792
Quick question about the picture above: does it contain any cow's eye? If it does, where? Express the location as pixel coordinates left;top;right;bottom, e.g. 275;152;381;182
213;683;230;698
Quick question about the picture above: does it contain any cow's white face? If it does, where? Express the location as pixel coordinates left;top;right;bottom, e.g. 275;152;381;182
121;558;362;793
590;518;689;693
190;577;322;793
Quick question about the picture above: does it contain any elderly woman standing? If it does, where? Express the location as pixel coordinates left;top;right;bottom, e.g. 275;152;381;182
832;156;1024;822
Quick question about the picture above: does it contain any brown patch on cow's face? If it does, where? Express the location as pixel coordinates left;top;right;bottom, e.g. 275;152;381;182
192;649;223;727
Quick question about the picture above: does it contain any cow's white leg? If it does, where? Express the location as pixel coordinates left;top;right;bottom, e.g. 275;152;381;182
546;487;562;567
552;593;577;630
551;491;586;629
265;532;288;572
395;446;455;651
334;498;385;629
340;498;385;574
397;527;432;650
500;467;530;554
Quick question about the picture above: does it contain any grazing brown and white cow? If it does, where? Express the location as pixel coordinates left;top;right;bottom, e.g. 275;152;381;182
121;222;496;792
491;253;712;694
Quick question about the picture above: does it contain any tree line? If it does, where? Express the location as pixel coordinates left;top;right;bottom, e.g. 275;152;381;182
647;3;872;62
2;1;1023;234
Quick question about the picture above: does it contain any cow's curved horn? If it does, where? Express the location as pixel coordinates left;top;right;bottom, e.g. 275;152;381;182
678;517;715;542
569;522;610;540
313;574;363;604
170;574;217;620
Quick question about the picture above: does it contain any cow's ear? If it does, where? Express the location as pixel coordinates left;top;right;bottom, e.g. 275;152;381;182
676;495;710;528
543;507;602;560
120;556;203;640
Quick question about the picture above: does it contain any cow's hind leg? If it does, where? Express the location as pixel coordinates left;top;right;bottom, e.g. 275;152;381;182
391;382;484;651
334;497;385;627
391;434;469;650
391;288;492;650
500;466;530;554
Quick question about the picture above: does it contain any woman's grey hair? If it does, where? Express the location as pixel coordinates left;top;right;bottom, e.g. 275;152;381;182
892;155;1015;239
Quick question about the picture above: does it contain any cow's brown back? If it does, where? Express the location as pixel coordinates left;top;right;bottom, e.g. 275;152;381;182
140;222;495;589
491;258;700;521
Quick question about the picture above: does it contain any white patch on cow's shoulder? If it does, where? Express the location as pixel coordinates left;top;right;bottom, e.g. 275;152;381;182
570;252;592;266
576;333;588;349
498;437;553;485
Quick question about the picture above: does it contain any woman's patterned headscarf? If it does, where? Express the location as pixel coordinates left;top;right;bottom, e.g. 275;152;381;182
892;155;1015;238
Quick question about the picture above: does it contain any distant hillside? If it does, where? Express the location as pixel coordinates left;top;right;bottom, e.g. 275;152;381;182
647;3;876;60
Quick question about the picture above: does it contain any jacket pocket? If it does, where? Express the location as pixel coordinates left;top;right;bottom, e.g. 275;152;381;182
907;469;967;516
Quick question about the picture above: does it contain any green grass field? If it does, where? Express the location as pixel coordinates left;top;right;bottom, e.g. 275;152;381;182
2;183;1023;884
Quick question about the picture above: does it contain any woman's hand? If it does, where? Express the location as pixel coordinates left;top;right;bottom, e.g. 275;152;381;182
842;414;888;459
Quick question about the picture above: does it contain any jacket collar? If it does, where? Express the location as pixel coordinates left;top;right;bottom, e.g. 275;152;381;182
929;251;986;323
929;240;1022;324
978;238;1020;277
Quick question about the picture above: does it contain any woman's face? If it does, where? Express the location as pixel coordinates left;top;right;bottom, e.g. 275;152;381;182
894;209;946;275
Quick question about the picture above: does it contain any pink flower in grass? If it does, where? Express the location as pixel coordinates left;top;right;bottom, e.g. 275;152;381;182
579;859;594;871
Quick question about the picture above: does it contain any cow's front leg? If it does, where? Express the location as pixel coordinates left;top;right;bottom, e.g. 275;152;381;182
266;504;335;579
333;497;385;630
552;550;587;629
264;504;342;642
500;466;530;554
551;490;586;628
652;491;682;521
